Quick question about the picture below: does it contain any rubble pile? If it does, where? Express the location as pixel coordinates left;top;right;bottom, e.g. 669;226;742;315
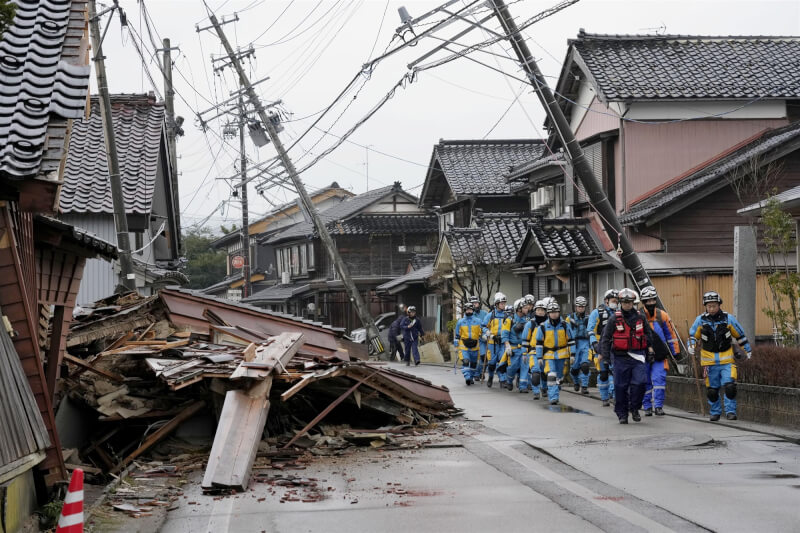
61;289;457;492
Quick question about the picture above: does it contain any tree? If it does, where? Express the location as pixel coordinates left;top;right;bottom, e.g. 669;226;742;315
0;1;16;38
434;240;503;312
182;227;227;290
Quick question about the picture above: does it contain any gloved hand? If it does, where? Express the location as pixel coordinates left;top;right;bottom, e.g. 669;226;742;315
747;351;752;360
504;345;512;356
396;335;403;343
687;344;695;356
481;333;489;342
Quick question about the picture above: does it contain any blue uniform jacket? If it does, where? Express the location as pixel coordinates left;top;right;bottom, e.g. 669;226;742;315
504;313;528;347
401;316;424;343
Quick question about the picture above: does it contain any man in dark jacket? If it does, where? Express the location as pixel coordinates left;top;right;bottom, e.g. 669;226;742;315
388;311;405;362
401;306;424;366
600;288;657;424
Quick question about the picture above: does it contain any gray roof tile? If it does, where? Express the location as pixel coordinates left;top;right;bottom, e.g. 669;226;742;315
0;0;91;180
35;215;117;258
573;31;800;101
621;122;800;225
59;94;165;214
329;214;437;235
434;139;546;196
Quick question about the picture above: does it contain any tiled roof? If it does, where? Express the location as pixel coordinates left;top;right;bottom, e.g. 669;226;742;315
572;31;800;101
526;219;601;260
34;215;117;259
329;214;437;235
376;264;433;292
268;183;417;243
434;139;546;196
59;94;165;214
0;0;91;180
506;151;566;181
242;282;311;304
410;253;435;270
621;122;800;225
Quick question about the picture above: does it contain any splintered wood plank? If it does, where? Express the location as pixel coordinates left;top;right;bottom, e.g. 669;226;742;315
230;333;302;380
64;354;125;383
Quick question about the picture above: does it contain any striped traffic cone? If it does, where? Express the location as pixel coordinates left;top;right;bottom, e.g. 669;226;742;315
55;468;84;533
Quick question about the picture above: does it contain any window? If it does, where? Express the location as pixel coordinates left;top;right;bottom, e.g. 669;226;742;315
227;289;242;301
299;243;307;274
291;246;299;275
307;243;315;270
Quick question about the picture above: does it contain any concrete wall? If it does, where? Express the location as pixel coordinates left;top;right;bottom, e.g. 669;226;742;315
666;376;800;430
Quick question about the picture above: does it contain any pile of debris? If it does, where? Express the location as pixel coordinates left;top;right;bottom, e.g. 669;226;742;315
61;289;456;492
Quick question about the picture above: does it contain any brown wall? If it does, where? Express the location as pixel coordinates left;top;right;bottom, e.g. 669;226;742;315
574;97;619;141
622;118;788;209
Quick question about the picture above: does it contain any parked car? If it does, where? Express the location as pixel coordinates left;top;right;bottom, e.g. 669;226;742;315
350;312;396;351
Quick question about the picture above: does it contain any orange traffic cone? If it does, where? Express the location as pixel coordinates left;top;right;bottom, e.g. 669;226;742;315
55;468;84;533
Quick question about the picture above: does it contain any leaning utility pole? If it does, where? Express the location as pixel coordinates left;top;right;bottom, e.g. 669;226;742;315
238;96;251;298
490;0;655;292
161;37;182;253
205;11;384;354
89;0;136;291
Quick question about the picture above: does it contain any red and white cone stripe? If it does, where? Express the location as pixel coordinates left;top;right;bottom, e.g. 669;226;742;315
56;468;84;533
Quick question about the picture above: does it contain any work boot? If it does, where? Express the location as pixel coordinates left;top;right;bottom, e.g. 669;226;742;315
405;359;410;366
644;408;653;417
619;417;628;424
709;414;720;422
466;378;473;386
573;381;580;392
602;400;610;407
654;407;665;416
507;381;514;392
581;386;589;395
726;413;737;420
550;399;559;405
415;360;420;366
631;410;642;422
519;388;528;393
487;376;493;388
532;392;540;400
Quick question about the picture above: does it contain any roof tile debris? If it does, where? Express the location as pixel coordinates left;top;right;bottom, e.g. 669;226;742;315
0;0;91;179
572;31;800;101
59;94;165;214
434;139;546;196
621;122;800;225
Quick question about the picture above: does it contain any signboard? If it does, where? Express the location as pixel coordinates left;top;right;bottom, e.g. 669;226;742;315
231;255;245;269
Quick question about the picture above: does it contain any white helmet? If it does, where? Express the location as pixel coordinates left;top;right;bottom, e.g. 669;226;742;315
603;289;619;301
524;294;536;306
618;288;638;302
514;298;526;312
534;300;546;310
546;301;560;313
575;296;588;307
640;286;658;300
493;292;507;305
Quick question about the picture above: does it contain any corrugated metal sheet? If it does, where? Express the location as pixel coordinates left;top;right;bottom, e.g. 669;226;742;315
60;215;117;304
0;304;50;475
652;274;776;341
574;97;619;141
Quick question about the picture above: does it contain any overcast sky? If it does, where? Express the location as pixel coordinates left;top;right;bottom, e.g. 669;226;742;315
95;0;800;231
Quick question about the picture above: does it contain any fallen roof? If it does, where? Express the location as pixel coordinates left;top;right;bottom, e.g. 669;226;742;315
571;31;800;101
59;95;166;214
0;0;91;180
241;283;311;304
620;122;800;226
376;264;434;294
425;139;546;200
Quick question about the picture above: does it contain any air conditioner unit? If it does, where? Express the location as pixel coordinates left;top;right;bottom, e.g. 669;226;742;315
281;272;290;284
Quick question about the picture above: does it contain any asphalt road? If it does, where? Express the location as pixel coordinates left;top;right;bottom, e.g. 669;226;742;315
160;363;800;532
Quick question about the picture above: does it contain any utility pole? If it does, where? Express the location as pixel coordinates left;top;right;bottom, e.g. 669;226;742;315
161;37;182;253
239;96;251;299
490;0;655;293
205;11;384;355
89;0;136;291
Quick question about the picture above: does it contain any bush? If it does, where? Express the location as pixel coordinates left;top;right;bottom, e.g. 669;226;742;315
737;345;800;388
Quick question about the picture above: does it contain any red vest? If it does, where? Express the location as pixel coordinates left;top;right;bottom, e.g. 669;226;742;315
612;311;647;352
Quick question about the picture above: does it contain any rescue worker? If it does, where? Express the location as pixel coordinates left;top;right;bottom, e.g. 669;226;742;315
387;308;406;362
454;302;483;386
589;289;618;406
640;286;679;416
688;291;752;421
524;294;537;321
482;292;511;388
535;301;575;405
401;305;424;366
470;295;489;380
566;296;592;394
600;288;657;424
499;299;530;392
523;300;548;399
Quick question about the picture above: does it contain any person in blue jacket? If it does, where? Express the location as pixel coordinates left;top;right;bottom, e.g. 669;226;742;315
401;306;424;366
482;292;511;388
535;301;576;405
566;296;592;394
470;295;489;380
588;289;618;406
454;301;483;385
499;299;530;392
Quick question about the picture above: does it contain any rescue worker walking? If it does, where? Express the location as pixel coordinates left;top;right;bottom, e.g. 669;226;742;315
499;299;530;392
566;296;592;394
535;301;575;405
589;290;619;406
523;300;548;399
600;288;657;424
524;294;537;321
454;302;483;386
470;295;489;380
688;291;752;421
482;293;511;388
387;310;406;362
401;306;424;366
640;287;679;416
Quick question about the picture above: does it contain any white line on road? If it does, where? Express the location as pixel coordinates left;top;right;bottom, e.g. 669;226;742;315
489;439;675;533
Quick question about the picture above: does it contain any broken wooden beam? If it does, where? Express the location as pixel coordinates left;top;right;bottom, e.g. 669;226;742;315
230;333;302;380
111;400;205;474
280;366;342;402
64;354;125;383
